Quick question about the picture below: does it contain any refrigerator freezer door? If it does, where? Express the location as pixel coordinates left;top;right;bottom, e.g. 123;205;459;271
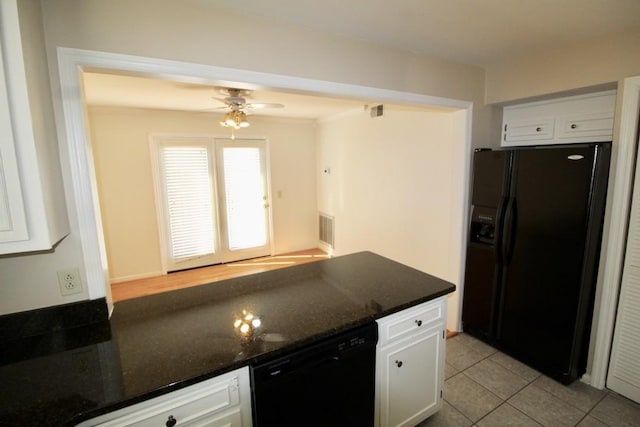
471;150;511;208
497;144;609;383
462;150;511;340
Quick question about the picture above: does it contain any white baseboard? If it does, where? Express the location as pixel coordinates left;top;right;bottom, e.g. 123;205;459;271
110;270;165;284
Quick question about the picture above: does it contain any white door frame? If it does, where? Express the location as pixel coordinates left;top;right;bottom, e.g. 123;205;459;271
53;47;640;387
55;47;471;297
588;76;640;388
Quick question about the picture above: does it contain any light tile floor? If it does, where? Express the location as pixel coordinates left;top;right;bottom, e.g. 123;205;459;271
419;333;640;426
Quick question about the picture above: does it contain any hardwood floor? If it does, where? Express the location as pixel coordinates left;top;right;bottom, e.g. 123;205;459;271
110;248;329;302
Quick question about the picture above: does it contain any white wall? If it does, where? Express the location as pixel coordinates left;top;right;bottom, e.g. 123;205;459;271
0;0;82;315
2;0;484;315
485;28;640;105
89;106;317;282
42;0;486;104
317;107;462;327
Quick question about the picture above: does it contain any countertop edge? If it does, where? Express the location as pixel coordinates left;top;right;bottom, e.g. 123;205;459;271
68;289;454;426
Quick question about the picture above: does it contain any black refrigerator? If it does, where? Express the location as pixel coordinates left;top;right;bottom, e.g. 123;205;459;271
462;143;610;384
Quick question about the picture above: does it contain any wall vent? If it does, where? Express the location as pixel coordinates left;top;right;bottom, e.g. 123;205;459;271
319;213;335;248
370;104;384;118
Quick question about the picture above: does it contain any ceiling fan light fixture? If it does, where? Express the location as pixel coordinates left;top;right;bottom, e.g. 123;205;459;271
220;110;250;130
237;111;250;128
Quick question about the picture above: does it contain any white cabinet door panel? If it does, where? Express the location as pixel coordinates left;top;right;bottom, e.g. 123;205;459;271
0;25;29;243
0;0;69;253
557;112;614;140
503;118;555;145
379;328;443;427
376;297;446;427
501;90;615;146
78;367;252;427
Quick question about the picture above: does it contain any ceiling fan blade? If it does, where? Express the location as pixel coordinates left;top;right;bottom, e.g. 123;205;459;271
198;106;229;112
211;96;231;104
246;103;285;110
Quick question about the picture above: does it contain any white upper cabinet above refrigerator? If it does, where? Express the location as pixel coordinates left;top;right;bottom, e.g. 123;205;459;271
502;90;616;146
0;0;69;254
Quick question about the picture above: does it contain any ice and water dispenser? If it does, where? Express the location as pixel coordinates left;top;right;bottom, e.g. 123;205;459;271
469;206;496;246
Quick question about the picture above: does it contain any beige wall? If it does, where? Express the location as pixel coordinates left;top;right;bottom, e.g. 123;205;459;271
42;0;486;104
89;107;317;282
485;28;640;105
3;0;486;314
317;107;461;327
0;0;80;315
41;0;492;147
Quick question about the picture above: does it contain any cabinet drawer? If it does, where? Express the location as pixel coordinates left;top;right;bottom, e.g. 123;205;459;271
78;368;247;427
558;113;614;140
377;299;444;345
503;118;555;145
184;406;242;427
500;90;616;147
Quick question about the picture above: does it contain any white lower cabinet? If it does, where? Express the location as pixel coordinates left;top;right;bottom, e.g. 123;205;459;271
77;367;252;427
376;297;446;427
78;300;448;427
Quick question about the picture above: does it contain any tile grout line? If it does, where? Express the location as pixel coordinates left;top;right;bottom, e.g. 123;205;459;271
447;335;624;427
459;357;543;426
474;400;543;427
446;337;554;426
525;377;611;418
442;345;495;423
579;390;612;426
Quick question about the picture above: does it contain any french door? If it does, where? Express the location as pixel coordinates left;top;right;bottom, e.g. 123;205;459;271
154;136;271;272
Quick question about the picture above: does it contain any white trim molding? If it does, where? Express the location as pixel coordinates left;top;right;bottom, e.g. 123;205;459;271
589;75;640;388
55;47;473;311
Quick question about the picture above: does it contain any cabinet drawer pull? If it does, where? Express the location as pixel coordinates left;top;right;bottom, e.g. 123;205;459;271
395;360;403;368
415;319;422;327
536;127;542;132
571;124;577;129
166;415;177;427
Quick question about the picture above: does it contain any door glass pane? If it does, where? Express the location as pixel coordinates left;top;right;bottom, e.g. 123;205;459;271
222;146;267;250
161;145;216;261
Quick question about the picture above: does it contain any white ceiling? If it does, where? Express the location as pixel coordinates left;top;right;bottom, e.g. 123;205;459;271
82;1;640;119
202;0;640;66
82;73;371;120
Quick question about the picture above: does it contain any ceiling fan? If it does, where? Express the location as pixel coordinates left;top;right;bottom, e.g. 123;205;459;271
213;88;284;130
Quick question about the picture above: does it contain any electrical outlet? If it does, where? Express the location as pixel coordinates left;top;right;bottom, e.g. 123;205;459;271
57;268;83;296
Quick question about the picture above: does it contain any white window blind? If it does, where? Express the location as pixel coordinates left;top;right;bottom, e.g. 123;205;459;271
161;145;215;261
222;147;267;250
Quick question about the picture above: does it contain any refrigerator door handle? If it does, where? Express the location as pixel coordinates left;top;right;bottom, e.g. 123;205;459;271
494;197;508;263
495;197;516;340
503;197;517;264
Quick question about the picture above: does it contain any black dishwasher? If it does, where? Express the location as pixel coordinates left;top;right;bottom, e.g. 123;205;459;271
250;322;378;426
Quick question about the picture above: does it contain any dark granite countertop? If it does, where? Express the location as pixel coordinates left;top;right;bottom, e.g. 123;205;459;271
0;251;455;426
